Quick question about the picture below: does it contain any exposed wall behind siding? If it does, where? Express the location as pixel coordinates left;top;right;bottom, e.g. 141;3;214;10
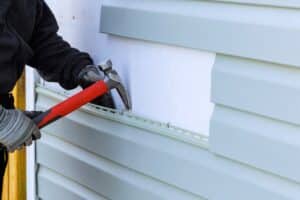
45;0;215;135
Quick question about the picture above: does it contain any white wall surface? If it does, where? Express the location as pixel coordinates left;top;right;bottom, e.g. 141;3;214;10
44;0;215;135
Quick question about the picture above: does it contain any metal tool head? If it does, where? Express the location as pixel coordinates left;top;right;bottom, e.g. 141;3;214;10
99;60;132;110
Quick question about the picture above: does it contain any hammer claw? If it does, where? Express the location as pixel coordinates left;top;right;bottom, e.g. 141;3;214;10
99;60;132;110
116;84;132;110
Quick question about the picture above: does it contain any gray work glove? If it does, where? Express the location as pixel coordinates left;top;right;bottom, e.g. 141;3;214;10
77;65;115;108
0;106;41;152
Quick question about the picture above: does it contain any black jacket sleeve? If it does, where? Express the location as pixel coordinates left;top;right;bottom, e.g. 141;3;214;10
28;0;93;89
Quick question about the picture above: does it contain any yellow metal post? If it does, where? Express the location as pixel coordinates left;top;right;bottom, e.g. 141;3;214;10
2;73;27;200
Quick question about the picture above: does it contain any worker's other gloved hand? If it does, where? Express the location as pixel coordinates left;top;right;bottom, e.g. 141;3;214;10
0;106;41;152
77;65;115;108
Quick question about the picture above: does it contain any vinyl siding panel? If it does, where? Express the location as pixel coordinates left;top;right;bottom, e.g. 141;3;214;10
211;55;300;125
210;105;300;184
35;87;300;199
38;167;107;200
101;0;300;67
37;135;163;200
212;0;300;8
35;87;207;200
210;54;300;183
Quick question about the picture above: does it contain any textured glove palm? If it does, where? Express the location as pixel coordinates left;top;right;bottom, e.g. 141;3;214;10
0;107;41;152
77;65;115;108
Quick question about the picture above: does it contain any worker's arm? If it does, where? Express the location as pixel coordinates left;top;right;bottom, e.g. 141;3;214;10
28;0;115;107
28;0;93;90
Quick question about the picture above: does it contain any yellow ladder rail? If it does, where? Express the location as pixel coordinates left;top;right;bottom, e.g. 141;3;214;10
2;73;27;200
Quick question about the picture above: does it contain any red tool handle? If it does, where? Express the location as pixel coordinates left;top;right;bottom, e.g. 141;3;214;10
34;80;109;129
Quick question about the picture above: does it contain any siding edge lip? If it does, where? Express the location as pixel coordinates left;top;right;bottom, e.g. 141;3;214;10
211;55;300;127
210;104;300;185
100;1;300;67
37;134;206;200
38;166;108;200
210;0;300;9
35;85;209;149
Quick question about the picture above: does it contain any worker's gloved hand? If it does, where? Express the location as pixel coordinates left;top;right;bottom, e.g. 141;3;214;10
0;106;41;152
77;65;115;108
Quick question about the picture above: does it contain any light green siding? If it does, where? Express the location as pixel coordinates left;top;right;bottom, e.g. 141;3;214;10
211;55;300;124
38;167;106;200
101;0;300;67
36;87;300;200
212;0;300;8
36;87;207;200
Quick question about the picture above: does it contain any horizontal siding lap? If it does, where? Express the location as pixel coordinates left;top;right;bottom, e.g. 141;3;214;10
213;0;300;8
36;134;203;200
37;134;299;200
39;113;214;198
37;136;164;200
38;167;107;200
38;177;85;200
211;54;300;186
35;88;300;200
211;55;300;125
35;89;211;198
210;105;300;184
101;0;300;67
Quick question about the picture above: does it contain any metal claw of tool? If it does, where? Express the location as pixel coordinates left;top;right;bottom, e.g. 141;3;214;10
98;60;132;110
